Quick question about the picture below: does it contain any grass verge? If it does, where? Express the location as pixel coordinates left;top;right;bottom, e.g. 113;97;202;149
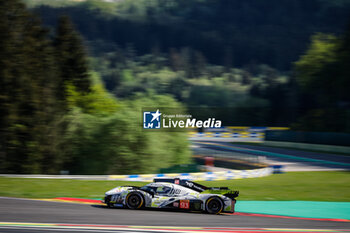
0;171;349;201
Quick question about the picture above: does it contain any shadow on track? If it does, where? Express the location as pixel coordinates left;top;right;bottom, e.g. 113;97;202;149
90;204;228;216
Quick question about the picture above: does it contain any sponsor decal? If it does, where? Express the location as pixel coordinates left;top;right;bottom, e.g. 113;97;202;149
173;202;179;207
179;200;190;209
185;181;205;192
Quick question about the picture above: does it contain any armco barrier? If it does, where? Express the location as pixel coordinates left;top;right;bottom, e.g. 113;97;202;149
263;141;350;155
265;130;350;147
0;174;110;180
189;132;265;138
0;167;273;181
108;167;273;182
189;126;289;138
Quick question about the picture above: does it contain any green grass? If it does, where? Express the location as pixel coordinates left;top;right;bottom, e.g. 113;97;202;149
200;171;350;201
0;171;349;201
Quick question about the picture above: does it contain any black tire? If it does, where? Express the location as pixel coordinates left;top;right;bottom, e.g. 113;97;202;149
107;202;114;208
205;197;223;214
126;192;144;209
105;196;113;208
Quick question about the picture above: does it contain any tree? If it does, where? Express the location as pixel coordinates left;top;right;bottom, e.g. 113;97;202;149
60;92;190;175
293;31;350;132
0;0;61;173
294;33;339;106
336;22;350;104
54;15;91;107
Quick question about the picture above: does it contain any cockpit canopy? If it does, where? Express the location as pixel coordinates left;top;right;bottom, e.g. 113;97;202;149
140;183;172;195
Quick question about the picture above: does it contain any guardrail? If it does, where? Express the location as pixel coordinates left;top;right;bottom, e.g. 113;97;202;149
189;132;265;138
0;174;109;180
265;130;350;147
189;126;289;138
263;141;350;155
108;167;273;182
192;144;263;165
0;167;273;181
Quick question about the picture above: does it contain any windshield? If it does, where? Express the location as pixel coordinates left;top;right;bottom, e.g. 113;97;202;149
140;185;157;194
141;184;172;195
155;186;171;194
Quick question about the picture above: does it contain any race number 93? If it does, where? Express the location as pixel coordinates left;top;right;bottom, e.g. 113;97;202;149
179;200;190;209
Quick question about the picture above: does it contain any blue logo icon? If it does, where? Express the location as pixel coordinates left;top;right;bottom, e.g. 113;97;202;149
143;109;162;129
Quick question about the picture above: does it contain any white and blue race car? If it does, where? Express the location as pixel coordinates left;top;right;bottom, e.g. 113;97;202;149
103;178;239;214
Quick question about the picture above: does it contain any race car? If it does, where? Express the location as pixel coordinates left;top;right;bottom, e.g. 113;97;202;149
103;178;239;214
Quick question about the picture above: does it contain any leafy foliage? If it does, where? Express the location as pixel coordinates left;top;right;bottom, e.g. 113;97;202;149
31;0;350;70
0;0;191;174
295;34;339;95
25;0;350;131
1;0;349;176
61;93;190;174
293;30;350;132
66;72;118;115
0;0;60;173
89;49;293;125
54;15;91;107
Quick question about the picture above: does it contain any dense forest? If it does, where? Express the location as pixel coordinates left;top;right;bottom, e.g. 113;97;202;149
0;0;349;174
0;0;190;174
31;0;350;70
27;0;350;129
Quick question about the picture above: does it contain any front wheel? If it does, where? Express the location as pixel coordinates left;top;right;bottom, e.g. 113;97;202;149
126;192;144;209
205;197;223;214
107;202;114;208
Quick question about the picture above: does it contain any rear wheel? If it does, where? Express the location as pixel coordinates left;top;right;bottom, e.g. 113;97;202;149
126;192;144;209
205;197;223;214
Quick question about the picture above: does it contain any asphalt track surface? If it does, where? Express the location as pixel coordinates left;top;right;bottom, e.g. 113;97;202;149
194;141;350;170
0;197;349;233
227;143;350;164
1;142;349;232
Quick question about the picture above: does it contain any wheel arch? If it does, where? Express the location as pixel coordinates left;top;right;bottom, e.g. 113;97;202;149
205;195;224;214
125;191;145;209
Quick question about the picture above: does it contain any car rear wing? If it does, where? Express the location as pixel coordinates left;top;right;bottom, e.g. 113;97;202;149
224;190;239;200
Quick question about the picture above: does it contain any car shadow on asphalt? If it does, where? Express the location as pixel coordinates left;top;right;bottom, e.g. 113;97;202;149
90;204;230;216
